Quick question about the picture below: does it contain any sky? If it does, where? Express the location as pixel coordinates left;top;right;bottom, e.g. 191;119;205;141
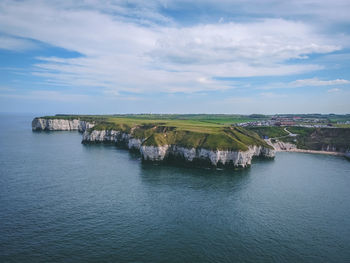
0;0;350;115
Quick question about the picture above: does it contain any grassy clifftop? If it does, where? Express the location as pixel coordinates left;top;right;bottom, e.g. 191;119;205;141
140;127;269;151
246;126;289;138
39;115;272;151
284;127;350;152
248;126;350;152
92;117;271;151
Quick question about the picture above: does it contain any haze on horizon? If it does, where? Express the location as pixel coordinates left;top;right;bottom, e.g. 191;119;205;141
0;0;350;115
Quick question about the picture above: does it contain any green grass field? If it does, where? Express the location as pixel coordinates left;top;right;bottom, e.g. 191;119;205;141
246;127;288;138
284;127;350;151
39;114;272;151
249;126;350;152
39;114;350;152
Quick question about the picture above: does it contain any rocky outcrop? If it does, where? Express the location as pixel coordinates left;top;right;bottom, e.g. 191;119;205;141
321;145;337;152
32;118;275;168
82;129;143;150
82;130;127;142
141;145;171;161
82;129;275;168
128;138;143;150
32;118;94;132
141;145;274;167
266;138;348;157
270;140;297;151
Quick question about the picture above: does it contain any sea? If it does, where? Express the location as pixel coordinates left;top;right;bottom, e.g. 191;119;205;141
1;113;350;263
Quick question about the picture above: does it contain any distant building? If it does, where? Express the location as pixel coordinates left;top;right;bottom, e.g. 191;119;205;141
281;121;295;126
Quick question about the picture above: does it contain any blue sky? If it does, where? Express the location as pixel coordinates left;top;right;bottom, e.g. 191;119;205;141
0;0;350;114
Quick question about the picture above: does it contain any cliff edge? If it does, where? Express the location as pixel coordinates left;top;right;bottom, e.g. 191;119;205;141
32;117;95;132
32;116;275;168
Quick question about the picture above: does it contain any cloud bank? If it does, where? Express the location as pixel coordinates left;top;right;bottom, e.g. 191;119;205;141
0;0;346;94
0;0;349;114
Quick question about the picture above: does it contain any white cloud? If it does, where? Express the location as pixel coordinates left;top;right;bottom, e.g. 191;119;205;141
258;78;350;90
0;90;91;102
0;35;36;51
0;0;347;95
152;20;339;65
291;78;349;87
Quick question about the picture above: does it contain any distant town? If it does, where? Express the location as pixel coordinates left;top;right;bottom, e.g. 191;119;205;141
235;115;350;128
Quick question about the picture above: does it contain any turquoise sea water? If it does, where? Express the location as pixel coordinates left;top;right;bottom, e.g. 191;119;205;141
1;114;350;263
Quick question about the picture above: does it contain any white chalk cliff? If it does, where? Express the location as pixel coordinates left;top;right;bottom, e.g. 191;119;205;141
269;140;297;151
33;118;275;168
140;144;274;167
32;118;94;132
266;139;348;155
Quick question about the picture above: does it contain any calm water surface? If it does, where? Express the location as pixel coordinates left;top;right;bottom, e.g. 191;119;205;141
1;114;350;263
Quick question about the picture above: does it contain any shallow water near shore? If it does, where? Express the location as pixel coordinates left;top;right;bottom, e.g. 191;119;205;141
1;113;350;263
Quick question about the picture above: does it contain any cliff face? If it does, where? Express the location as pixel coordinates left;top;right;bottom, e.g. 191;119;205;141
141;145;274;167
266;139;350;158
32;118;94;132
81;129;142;148
270;141;297;151
284;127;350;153
82;129;275;168
32;118;275;168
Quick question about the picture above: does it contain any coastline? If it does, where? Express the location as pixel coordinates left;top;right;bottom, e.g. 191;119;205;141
266;138;347;157
276;148;345;156
32;117;275;168
31;117;350;161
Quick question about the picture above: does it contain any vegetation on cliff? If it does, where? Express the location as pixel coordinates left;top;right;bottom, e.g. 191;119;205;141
38;115;272;151
248;126;350;152
35;114;350;153
141;127;269;151
283;127;350;152
246;127;289;138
